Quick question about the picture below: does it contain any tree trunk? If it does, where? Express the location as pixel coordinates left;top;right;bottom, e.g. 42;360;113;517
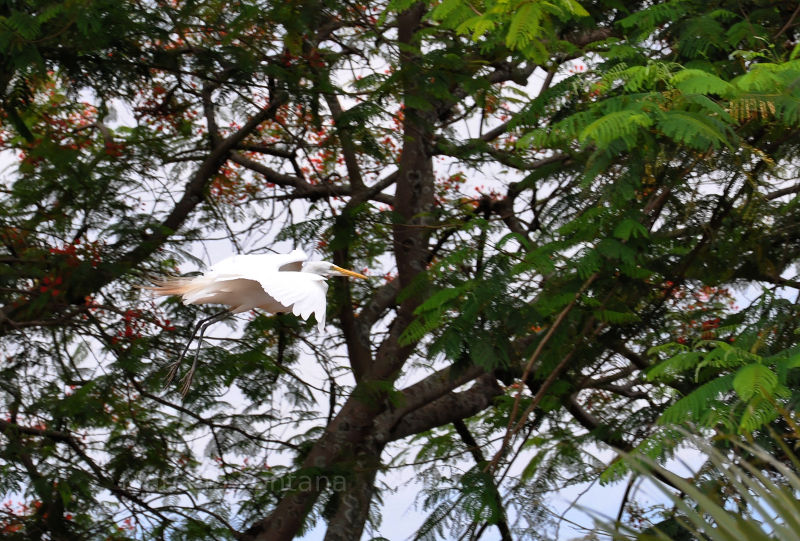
323;439;384;541
242;4;436;539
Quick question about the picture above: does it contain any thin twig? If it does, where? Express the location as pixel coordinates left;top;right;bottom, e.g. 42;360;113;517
488;273;598;471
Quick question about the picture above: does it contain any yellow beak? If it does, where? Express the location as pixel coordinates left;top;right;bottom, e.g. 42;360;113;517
331;265;368;279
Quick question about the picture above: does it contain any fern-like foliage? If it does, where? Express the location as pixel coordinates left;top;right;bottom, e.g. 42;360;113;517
431;0;589;62
672;68;736;97
617;0;690;39
647;337;800;435
658;373;736;426
658;110;732;149
579;109;653;148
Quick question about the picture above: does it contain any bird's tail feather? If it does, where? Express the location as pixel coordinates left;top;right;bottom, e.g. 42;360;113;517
142;277;211;298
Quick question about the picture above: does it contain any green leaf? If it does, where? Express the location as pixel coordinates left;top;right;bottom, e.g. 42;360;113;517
658;373;735;425
733;363;777;401
505;3;542;50
738;396;779;433
733;63;787;92
431;0;468;22
579;110;653;148
58;481;73;507
775;351;800;383
557;0;590;18
647;351;703;381
657;110;732;149
596;238;636;265
613;218;649;241
403;94;434;111
671;68;736;97
415;286;464;314
575;248;600;279
469;335;500;370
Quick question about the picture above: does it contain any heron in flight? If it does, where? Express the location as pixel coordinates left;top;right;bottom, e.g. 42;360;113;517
149;248;367;395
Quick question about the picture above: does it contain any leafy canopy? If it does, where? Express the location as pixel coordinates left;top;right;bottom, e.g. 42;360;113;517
0;0;799;539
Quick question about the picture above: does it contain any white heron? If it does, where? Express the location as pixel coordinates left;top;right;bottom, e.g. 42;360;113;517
148;248;367;395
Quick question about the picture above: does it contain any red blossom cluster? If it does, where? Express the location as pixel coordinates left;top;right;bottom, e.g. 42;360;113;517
305;48;326;69
82;295;102;318
0;498;75;534
676;317;722;344
432;171;467;206
28;240;105;302
103;141;126;157
113;308;146;343
666;283;737;343
111;308;175;345
49;238;103;268
391;105;404;128
442;171;466;192
0;227;29;252
119;517;136;532
7;73;134;168
303;146;344;178
483;94;498;114
34;101;100;154
38;274;63;296
473;185;502;200
350;2;378;24
587;82;606;99
209;162;264;204
379;133;399;158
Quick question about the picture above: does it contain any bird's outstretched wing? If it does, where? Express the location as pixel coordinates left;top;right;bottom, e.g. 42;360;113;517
256;272;328;331
209;248;308;279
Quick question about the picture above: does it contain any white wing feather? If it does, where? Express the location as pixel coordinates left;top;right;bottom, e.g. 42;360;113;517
256;272;328;331
155;249;329;330
208;248;308;279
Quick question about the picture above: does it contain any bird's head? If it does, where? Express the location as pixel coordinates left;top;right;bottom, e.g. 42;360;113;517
302;261;368;279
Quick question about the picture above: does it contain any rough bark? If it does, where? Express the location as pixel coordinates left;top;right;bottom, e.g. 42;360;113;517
239;392;382;540
322;439;384;541
387;374;503;443
242;5;438;539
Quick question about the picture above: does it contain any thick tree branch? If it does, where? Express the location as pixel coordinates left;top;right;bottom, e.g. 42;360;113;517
765;182;800;201
0;92;290;335
358;279;400;330
322;439;383;541
596;383;648;400
576;365;640;389
324;92;365;189
230;151;313;189
332;245;373;381
373;364;486;443
387;374;502;442
240;383;384;541
610;342;650;371
128;92;289;251
230;151;395;205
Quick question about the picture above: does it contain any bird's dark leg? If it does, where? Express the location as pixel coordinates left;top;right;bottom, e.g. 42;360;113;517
178;311;226;397
164;310;230;395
